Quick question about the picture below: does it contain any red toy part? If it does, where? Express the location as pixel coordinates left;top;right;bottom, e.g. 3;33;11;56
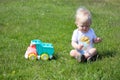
24;44;37;60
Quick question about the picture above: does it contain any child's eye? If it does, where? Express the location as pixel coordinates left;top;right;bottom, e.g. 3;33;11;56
81;26;84;27
81;26;85;27
81;25;89;27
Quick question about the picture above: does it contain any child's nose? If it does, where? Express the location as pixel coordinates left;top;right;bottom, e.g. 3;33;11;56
82;26;87;29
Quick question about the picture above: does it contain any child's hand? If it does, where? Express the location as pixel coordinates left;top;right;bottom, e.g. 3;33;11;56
77;44;84;50
94;37;102;43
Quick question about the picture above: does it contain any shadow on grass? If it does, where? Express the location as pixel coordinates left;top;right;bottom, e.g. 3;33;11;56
50;50;116;62
81;50;116;63
98;50;116;60
49;53;59;60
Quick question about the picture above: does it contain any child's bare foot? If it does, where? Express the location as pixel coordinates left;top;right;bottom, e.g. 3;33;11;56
87;54;99;62
76;54;85;62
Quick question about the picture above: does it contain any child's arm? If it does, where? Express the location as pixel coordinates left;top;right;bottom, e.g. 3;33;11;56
71;41;83;50
94;37;102;43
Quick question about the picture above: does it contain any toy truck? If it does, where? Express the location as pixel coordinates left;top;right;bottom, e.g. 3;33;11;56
24;39;54;60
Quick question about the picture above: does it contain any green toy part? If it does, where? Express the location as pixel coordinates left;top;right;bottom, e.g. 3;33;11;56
41;53;49;60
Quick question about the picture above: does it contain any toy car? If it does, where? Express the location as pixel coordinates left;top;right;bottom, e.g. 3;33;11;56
25;39;54;60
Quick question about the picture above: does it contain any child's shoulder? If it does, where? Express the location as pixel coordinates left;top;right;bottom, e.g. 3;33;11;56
89;28;95;32
73;29;78;32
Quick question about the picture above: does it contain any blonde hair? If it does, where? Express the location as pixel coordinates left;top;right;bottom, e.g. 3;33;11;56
75;7;92;26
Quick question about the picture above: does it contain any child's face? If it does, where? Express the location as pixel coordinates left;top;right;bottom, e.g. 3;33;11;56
76;22;90;33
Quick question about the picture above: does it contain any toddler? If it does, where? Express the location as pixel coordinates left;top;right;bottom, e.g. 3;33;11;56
70;7;102;62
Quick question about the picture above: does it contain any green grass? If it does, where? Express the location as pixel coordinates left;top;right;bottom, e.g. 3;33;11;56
0;0;120;80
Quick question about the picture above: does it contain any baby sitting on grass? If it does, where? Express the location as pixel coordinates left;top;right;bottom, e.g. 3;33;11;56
70;7;102;62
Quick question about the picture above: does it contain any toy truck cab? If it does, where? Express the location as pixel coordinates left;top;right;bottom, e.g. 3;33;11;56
30;40;54;60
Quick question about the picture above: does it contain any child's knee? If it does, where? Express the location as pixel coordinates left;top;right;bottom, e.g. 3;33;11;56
70;50;75;57
70;50;79;57
89;48;97;54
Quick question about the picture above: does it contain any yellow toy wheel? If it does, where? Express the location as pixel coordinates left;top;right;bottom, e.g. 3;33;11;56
41;53;49;60
28;53;37;60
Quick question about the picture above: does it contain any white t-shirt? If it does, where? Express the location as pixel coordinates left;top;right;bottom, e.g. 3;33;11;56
72;28;97;51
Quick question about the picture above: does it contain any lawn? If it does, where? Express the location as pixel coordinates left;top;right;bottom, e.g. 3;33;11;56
0;0;120;80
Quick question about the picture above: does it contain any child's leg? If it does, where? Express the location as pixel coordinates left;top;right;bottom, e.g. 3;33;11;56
70;50;85;62
84;48;97;58
70;50;80;58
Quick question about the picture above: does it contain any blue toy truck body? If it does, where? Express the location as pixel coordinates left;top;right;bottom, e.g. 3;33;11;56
31;39;54;59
